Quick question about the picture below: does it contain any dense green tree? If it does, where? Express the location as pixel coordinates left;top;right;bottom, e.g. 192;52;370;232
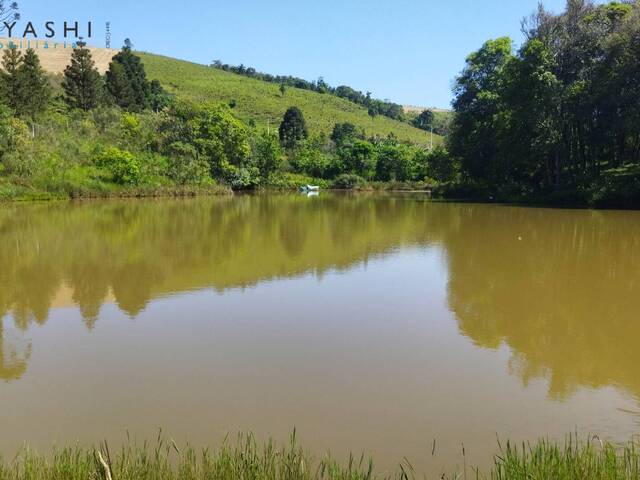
449;37;513;184
426;146;457;183
278;106;308;149
16;49;50;126
105;61;135;109
150;79;172;112
254;131;282;180
0;104;28;166
412;109;434;130
106;46;151;112
0;47;22;111
330;122;359;146
166;141;210;185
158;102;250;182
376;143;414;181
62;44;101;111
339;139;377;179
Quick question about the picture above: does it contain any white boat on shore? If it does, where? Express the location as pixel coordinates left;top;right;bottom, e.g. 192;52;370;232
299;185;320;192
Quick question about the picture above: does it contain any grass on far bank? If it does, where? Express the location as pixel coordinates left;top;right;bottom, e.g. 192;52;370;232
0;178;231;202
1;433;638;480
139;53;442;147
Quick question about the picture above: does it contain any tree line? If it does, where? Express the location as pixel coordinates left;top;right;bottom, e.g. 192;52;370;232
210;60;406;121
446;0;640;207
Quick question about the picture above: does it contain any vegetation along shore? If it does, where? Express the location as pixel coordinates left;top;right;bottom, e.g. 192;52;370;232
0;37;443;202
1;433;639;480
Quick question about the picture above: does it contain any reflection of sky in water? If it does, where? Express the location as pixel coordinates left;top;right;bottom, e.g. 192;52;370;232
1;196;640;474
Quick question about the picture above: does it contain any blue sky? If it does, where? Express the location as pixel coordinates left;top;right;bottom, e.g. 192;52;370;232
15;0;569;108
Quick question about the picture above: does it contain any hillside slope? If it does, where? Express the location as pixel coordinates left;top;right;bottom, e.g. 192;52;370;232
0;40;440;145
139;53;442;145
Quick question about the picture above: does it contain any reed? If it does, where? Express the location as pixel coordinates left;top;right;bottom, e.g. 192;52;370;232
0;433;638;480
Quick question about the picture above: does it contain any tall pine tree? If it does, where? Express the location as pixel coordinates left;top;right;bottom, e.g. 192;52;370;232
105;61;135;108
0;47;23;111
17;49;50;125
106;46;150;112
62;44;101;111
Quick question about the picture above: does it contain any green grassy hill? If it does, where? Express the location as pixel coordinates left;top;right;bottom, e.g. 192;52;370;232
139;53;442;146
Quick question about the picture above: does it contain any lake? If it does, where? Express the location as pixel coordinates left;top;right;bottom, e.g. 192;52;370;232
1;193;639;475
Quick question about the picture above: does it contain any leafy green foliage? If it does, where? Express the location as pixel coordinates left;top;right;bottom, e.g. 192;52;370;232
338;139;377;180
150;79;172;112
412;109;434;130
375;143;415;181
253;131;282;180
165;141;210;185
330;122;360;146
0;104;28;170
425;146;457;183
94;147;141;185
332;173;367;190
157;102;251;185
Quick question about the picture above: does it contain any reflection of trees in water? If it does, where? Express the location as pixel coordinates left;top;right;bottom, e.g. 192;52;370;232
4;197;638;401
0;194;441;380
444;206;640;400
0;318;32;382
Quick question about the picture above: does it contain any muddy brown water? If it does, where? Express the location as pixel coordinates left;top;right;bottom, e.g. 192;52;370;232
1;194;639;475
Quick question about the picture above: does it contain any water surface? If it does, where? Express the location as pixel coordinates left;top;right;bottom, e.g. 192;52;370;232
1;194;639;475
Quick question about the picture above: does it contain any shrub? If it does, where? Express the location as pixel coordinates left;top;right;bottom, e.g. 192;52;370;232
266;172;330;190
166;142;210;185
252;131;282;181
338;140;377;180
121;112;141;138
94;147;141;185
221;163;260;190
426;146;457;183
332;173;367;190
0;106;30;174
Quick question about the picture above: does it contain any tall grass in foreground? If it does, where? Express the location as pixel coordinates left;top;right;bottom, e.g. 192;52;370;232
0;433;638;480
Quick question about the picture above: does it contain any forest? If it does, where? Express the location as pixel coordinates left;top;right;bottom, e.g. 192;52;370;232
445;0;640;207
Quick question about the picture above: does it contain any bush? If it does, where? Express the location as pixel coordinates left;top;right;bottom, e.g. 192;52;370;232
266;172;329;190
331;173;367;190
338;140;377;179
94;147;141;185
252;131;282;181
221;163;260;190
426;146;458;183
121;112;141;138
0;107;30;175
166;142;211;185
289;137;332;178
